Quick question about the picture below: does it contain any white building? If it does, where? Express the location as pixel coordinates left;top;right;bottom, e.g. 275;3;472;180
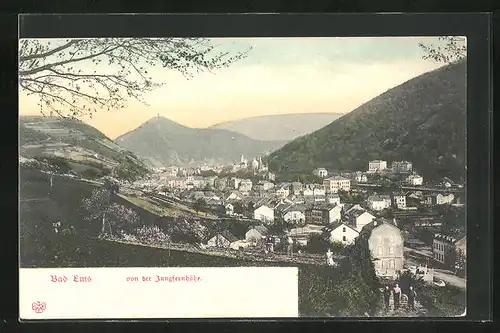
392;161;413;173
245;225;269;242
253;205;274;224
436;193;455;205
326;223;360;245
312;184;326;197
225;203;234;216
313;168;328;178
276;184;291;199
406;174;424;186
368;160;388;173
367;195;392;211
344;205;376;232
355;173;368;183
326;193;341;206
282;205;306;225
238;179;253;192
323;176;351;193
206;231;238;248
392;194;407;209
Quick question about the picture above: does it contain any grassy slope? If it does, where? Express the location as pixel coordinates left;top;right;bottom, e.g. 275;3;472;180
19;116;149;180
268;60;466;182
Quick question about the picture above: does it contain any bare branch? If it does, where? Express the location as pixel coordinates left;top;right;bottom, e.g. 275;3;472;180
19;37;250;119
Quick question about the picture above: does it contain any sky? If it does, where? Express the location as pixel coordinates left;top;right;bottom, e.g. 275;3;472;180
19;37;449;139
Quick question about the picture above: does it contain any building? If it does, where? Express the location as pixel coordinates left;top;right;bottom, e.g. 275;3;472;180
280;204;306;225
436;193;455;205
313;168;328;178
355;173;368;183
406;174;423;186
264;172;276;181
225;203;234;216
253;205;274;224
325;222;360;245
291;182;303;196
312;184;326;197
358;219;404;278
391;161;413;173
326;193;341;206
323;176;351;194
368;160;388;173
367;195;392;211
392;193;407;209
305;203;342;225
206;230;238;248
344;205;376;232
238;179;253;192
275;183;291;199
254;180;275;192
245;225;269;242
433;233;466;269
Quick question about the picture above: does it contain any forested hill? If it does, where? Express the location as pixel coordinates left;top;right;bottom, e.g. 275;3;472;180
267;59;466;182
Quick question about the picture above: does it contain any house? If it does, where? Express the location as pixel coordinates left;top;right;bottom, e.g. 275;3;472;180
245;225;269;241
358;219;404;278
226;191;242;201
231;178;241;189
225;203;234;216
291;182;303;196
275;183;291;199
302;184;314;196
254;180;275;191
355;173;368;183
391;161;413;173
312;184;326;197
367;195;392;211
436;193;455;205
406;174;423;186
281;204;306;225
313;168;328;178
326;193;341;206
324;222;360;245
214;177;228;190
253;205;274;224
368;160;388;173
433;233;466;270
190;191;205;201
323;176;351;193
238;179;253;192
264;172;276;181
344;205;376;232
206;230;239;248
392;193;407;209
305;203;342;225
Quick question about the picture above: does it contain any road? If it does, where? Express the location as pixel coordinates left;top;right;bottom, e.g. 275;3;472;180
433;268;466;290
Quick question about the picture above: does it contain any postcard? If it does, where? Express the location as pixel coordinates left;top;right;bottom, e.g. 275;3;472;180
19;35;467;319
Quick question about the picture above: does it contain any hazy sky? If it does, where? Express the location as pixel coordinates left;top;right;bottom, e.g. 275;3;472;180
19;37;447;139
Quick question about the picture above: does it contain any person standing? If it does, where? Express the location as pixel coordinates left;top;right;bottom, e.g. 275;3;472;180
408;285;417;310
286;236;294;257
326;249;334;266
393;283;401;310
383;285;391;310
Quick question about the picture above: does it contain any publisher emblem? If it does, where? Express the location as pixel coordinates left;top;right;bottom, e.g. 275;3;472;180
32;301;46;313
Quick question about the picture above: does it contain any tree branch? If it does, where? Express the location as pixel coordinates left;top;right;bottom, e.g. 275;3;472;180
19;40;79;62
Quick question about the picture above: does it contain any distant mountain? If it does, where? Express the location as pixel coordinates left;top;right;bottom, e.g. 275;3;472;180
210;113;344;141
268;59;466;182
115;117;287;167
19;116;149;181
